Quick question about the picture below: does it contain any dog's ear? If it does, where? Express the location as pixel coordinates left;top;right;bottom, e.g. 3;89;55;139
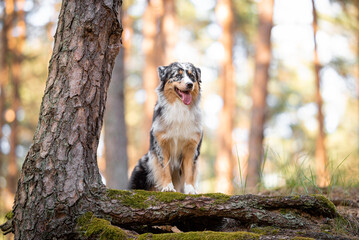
195;67;201;83
158;66;168;81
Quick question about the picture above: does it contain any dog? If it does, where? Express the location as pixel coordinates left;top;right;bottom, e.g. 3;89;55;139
129;62;203;194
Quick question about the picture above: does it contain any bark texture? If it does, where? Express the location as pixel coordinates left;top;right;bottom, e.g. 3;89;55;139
215;0;236;194
312;0;329;188
11;0;122;239
247;0;274;189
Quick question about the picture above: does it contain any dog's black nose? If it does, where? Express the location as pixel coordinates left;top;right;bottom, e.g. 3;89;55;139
186;82;193;89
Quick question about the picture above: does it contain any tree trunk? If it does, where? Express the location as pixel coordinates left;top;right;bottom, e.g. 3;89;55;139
0;0;10;192
10;0;122;238
215;0;236;194
357;3;359;156
142;0;164;153
104;45;129;189
161;0;176;63
247;0;274;189
312;0;329;188
8;0;26;197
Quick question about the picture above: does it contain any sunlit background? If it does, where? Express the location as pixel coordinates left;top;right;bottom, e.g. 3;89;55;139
0;0;358;225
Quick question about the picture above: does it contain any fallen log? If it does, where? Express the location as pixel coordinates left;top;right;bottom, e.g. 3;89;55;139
3;189;358;239
92;190;338;231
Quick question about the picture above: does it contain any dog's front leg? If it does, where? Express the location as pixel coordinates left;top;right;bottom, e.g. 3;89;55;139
153;134;176;192
182;137;201;194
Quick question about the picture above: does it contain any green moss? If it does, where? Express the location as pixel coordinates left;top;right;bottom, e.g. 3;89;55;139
250;226;280;235
200;193;230;204
77;212;127;240
291;237;315;240
5;211;14;220
292;195;300;200
106;189;188;209
138;231;260;240
311;194;337;216
106;189;230;209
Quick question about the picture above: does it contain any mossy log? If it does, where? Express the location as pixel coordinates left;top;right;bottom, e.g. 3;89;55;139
3;190;356;239
90;190;339;231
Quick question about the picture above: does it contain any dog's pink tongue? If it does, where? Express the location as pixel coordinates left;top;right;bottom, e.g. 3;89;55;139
181;91;192;105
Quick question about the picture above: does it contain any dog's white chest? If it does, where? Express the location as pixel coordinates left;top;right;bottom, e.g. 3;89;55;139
161;101;201;140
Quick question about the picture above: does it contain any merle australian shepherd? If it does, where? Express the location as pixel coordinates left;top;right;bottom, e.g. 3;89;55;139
129;62;203;194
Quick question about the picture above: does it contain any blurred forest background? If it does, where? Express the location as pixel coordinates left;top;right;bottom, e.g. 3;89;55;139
0;0;358;224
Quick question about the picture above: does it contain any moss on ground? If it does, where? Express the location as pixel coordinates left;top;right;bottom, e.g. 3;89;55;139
311;194;337;216
250;226;280;235
5;211;13;220
106;189;230;209
200;193;230;204
290;237;315;240
76;212;261;240
138;231;260;240
77;212;128;240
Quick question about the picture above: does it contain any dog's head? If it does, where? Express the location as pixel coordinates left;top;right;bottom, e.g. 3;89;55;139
157;62;201;106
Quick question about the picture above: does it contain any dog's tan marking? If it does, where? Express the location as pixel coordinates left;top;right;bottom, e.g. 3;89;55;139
179;69;183;75
164;81;177;104
187;69;192;75
154;132;173;189
189;82;200;107
182;133;201;186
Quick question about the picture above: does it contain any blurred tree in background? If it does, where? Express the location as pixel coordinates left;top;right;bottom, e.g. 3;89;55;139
312;0;330;187
214;0;236;194
247;0;274;189
1;1;359;226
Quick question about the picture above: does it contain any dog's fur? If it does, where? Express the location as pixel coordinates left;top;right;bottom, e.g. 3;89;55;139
128;62;203;194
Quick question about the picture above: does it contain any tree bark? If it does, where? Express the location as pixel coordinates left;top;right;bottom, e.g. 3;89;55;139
312;0;329;188
215;0;236;194
247;0;274;189
104;45;129;189
10;0;123;238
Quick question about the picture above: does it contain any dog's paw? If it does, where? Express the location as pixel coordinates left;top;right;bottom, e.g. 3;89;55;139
161;182;176;192
184;183;197;194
